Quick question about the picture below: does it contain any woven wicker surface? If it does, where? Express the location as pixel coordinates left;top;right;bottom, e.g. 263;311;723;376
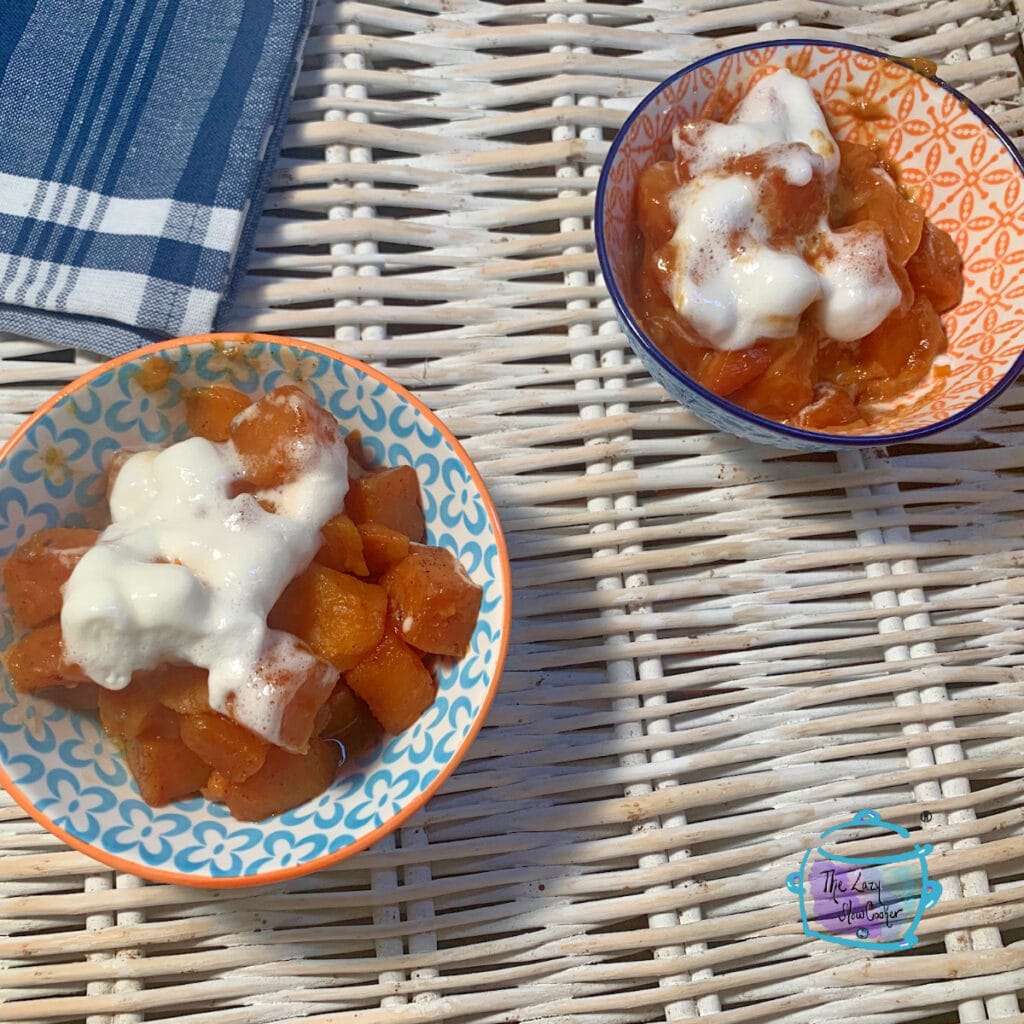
2;1;1024;1021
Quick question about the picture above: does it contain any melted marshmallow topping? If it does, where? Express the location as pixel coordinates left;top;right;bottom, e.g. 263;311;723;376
665;69;901;351
60;426;348;745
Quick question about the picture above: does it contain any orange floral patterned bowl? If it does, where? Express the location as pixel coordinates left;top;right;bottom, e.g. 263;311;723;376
596;40;1024;451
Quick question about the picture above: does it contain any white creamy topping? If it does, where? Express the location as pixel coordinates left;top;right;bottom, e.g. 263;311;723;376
668;175;822;349
815;225;903;342
665;69;900;352
675;73;839;185
61;424;348;745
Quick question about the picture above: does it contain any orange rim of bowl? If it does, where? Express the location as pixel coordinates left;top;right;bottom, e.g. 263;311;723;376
0;332;513;888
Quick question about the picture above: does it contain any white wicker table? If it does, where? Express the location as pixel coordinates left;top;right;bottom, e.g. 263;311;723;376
2;2;1023;1022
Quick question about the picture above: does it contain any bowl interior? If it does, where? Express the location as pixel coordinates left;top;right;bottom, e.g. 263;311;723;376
601;41;1024;439
0;336;509;886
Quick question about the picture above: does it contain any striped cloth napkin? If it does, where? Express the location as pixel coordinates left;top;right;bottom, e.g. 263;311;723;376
0;0;315;357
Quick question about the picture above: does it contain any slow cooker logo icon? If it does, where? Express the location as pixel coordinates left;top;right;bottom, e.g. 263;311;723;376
786;809;942;951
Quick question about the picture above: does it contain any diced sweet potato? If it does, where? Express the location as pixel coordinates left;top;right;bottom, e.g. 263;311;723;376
318;679;367;736
5;622;89;692
791;384;861;431
243;632;339;753
99;682;176;743
318;680;384;759
185;386;252;442
3;528;99;628
101;665;207;742
230;385;342;489
127;722;211;807
223;739;340;821
269;565;387;672
202;770;229;803
857;294;946;403
833;141;925;265
381;545;482;658
357;522;410;577
907;219;964;313
152;665;211;715
728;334;816;422
317;513;368;576
345;466;426;543
179;712;269;782
346;624;437;734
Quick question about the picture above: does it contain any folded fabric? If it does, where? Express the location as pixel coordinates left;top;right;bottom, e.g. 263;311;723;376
0;0;315;357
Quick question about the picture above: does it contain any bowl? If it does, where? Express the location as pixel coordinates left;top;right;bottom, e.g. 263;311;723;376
596;39;1024;451
0;333;511;887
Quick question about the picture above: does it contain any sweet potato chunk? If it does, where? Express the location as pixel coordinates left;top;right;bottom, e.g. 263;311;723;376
907;219;964;313
346;624;436;734
153;665;211;715
319;680;384;759
345;466;426;543
317;513;368;576
230;385;342;489
223;739;340;821
269;565;386;672
318;679;369;737
180;712;269;782
185;385;252;442
357;522;410;576
202;770;229;803
3;528;99;628
243;632;339;753
5;622;89;692
99;682;173;743
100;665;207;741
382;545;482;657
127;722;211;806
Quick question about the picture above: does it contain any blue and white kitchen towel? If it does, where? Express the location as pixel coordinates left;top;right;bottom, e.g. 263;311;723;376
0;0;315;357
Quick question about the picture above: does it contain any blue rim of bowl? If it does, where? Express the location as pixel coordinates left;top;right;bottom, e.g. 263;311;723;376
594;38;1024;448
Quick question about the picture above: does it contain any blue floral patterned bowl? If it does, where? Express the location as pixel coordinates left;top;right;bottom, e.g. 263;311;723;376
0;334;511;887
